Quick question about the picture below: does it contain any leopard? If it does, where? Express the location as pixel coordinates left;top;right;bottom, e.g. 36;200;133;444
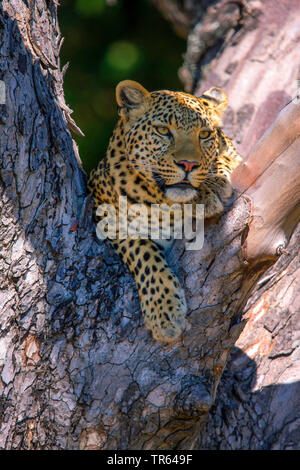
87;80;242;343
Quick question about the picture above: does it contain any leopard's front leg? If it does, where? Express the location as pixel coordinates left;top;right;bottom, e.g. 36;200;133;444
110;237;187;342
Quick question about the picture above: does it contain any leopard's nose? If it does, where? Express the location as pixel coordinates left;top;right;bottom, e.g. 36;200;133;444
176;160;200;173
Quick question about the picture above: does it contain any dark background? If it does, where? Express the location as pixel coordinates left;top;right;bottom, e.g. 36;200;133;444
59;0;185;173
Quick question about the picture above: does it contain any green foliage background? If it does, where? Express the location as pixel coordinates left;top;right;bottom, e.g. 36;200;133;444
59;0;185;173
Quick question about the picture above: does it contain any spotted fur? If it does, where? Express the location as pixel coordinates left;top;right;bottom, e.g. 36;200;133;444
88;80;242;342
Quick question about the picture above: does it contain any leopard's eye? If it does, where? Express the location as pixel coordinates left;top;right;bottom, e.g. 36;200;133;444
155;126;171;136
199;129;211;139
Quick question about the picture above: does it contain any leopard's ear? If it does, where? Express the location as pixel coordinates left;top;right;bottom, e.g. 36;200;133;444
116;80;149;118
200;87;228;116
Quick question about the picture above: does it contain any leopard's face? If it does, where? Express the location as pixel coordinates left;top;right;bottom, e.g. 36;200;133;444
117;81;229;203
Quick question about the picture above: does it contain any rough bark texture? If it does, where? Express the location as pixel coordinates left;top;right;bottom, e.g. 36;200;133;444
0;0;299;450
199;227;300;450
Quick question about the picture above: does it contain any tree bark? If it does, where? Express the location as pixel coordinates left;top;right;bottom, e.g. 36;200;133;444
0;0;299;450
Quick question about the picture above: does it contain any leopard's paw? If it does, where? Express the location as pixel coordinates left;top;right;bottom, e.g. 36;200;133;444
142;288;187;343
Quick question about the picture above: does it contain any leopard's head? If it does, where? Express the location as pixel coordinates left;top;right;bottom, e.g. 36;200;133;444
116;80;230;203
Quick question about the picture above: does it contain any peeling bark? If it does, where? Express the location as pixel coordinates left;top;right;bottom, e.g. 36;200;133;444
0;0;299;450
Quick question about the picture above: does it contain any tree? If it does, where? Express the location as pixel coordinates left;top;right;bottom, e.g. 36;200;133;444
0;0;299;450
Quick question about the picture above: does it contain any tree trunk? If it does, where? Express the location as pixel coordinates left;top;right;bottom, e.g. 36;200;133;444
0;0;299;450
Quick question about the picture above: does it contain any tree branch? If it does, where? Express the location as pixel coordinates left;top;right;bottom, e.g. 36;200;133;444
232;100;300;262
